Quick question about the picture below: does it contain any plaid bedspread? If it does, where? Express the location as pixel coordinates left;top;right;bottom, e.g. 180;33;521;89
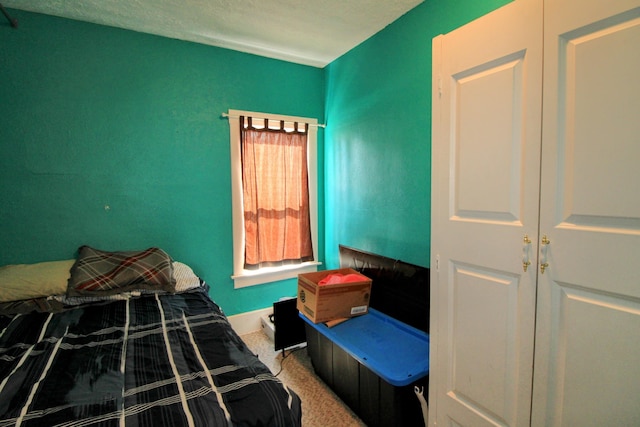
0;288;301;426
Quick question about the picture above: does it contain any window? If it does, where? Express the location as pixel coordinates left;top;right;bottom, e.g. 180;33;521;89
228;109;320;288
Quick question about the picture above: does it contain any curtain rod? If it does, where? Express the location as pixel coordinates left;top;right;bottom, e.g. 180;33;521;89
221;112;326;128
0;3;18;28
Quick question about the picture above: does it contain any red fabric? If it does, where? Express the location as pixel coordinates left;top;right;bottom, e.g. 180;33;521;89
318;273;367;286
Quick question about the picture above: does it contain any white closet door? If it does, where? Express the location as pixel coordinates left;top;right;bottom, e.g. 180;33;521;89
531;1;640;426
430;0;542;425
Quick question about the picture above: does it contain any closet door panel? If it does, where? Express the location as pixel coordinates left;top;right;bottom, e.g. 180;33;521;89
532;1;640;425
454;53;526;222
430;0;542;425
447;262;522;421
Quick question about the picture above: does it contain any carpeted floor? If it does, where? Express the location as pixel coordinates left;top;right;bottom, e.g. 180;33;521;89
241;330;366;427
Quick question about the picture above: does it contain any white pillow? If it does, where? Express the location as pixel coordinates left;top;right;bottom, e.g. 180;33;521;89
0;260;75;302
173;262;202;292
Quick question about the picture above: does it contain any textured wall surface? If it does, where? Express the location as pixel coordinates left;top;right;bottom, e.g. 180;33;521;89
1;1;513;315
323;0;513;268
0;10;324;315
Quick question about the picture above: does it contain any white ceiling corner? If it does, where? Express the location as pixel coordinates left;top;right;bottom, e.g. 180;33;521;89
2;0;424;67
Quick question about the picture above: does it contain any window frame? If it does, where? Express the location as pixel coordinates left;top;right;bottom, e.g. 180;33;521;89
228;109;320;288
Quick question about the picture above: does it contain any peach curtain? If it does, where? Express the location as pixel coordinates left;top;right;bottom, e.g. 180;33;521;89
241;117;313;269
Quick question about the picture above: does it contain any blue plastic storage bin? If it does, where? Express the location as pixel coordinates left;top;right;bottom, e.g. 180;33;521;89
301;308;429;426
300;308;429;386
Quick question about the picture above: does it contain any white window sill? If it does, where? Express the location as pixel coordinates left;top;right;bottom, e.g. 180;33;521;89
232;262;321;289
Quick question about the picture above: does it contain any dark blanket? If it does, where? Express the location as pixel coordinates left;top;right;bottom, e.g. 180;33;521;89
0;288;301;426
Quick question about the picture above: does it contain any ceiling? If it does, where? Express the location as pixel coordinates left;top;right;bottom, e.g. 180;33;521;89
2;0;424;67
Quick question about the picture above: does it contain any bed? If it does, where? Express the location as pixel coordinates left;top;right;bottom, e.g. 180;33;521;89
0;246;301;426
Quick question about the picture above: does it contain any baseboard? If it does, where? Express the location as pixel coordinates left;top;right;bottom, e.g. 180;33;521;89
228;307;273;335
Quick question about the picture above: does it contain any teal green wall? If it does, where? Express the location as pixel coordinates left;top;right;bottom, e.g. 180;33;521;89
323;0;512;268
1;1;512;315
0;10;324;315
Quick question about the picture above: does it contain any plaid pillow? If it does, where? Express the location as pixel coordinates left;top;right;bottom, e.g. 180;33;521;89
67;246;176;296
